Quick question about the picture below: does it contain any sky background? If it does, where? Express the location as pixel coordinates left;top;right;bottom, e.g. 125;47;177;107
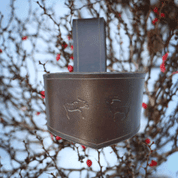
0;0;178;177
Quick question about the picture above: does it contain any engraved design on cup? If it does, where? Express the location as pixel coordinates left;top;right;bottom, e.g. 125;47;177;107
63;97;89;120
106;95;130;122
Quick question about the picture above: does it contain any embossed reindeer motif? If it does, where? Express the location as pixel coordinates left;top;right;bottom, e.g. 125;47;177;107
106;95;130;122
63;97;89;120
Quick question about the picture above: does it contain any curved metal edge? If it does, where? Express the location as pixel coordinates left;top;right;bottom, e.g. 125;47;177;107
43;72;146;77
43;74;146;81
47;124;140;150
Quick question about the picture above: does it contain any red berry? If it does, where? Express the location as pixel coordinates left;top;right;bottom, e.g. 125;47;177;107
70;55;74;60
22;36;28;40
0;49;2;53
145;138;150;144
153;7;159;14
86;159;92;167
152;20;156;25
161;13;165;17
152;18;158;25
149;160;157;167
81;145;86;150
160;62;166;73
56;54;60;61
36;112;40;115
162;52;168;62
68;65;73;72
71;45;73;50
154;18;158;22
142;103;147;109
62;43;68;49
56;136;62;140
40;91;45;99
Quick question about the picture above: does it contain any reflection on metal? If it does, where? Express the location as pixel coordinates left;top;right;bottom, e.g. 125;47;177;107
63;97;89;120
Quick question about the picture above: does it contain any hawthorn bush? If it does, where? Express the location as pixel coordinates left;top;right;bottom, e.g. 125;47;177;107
0;0;178;177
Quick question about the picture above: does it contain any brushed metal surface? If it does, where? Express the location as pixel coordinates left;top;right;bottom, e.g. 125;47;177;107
43;72;146;149
73;18;106;72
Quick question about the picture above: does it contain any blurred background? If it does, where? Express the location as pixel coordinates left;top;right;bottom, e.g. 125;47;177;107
0;0;178;177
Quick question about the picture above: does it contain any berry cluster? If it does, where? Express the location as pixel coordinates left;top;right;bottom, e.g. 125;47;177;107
152;18;158;25
142;103;147;109
152;6;165;25
160;52;168;73
56;36;74;71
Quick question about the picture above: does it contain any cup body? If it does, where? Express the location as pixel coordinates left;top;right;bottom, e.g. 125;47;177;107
43;72;146;149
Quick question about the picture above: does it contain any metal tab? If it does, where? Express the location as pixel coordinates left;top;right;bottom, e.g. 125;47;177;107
72;18;106;72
